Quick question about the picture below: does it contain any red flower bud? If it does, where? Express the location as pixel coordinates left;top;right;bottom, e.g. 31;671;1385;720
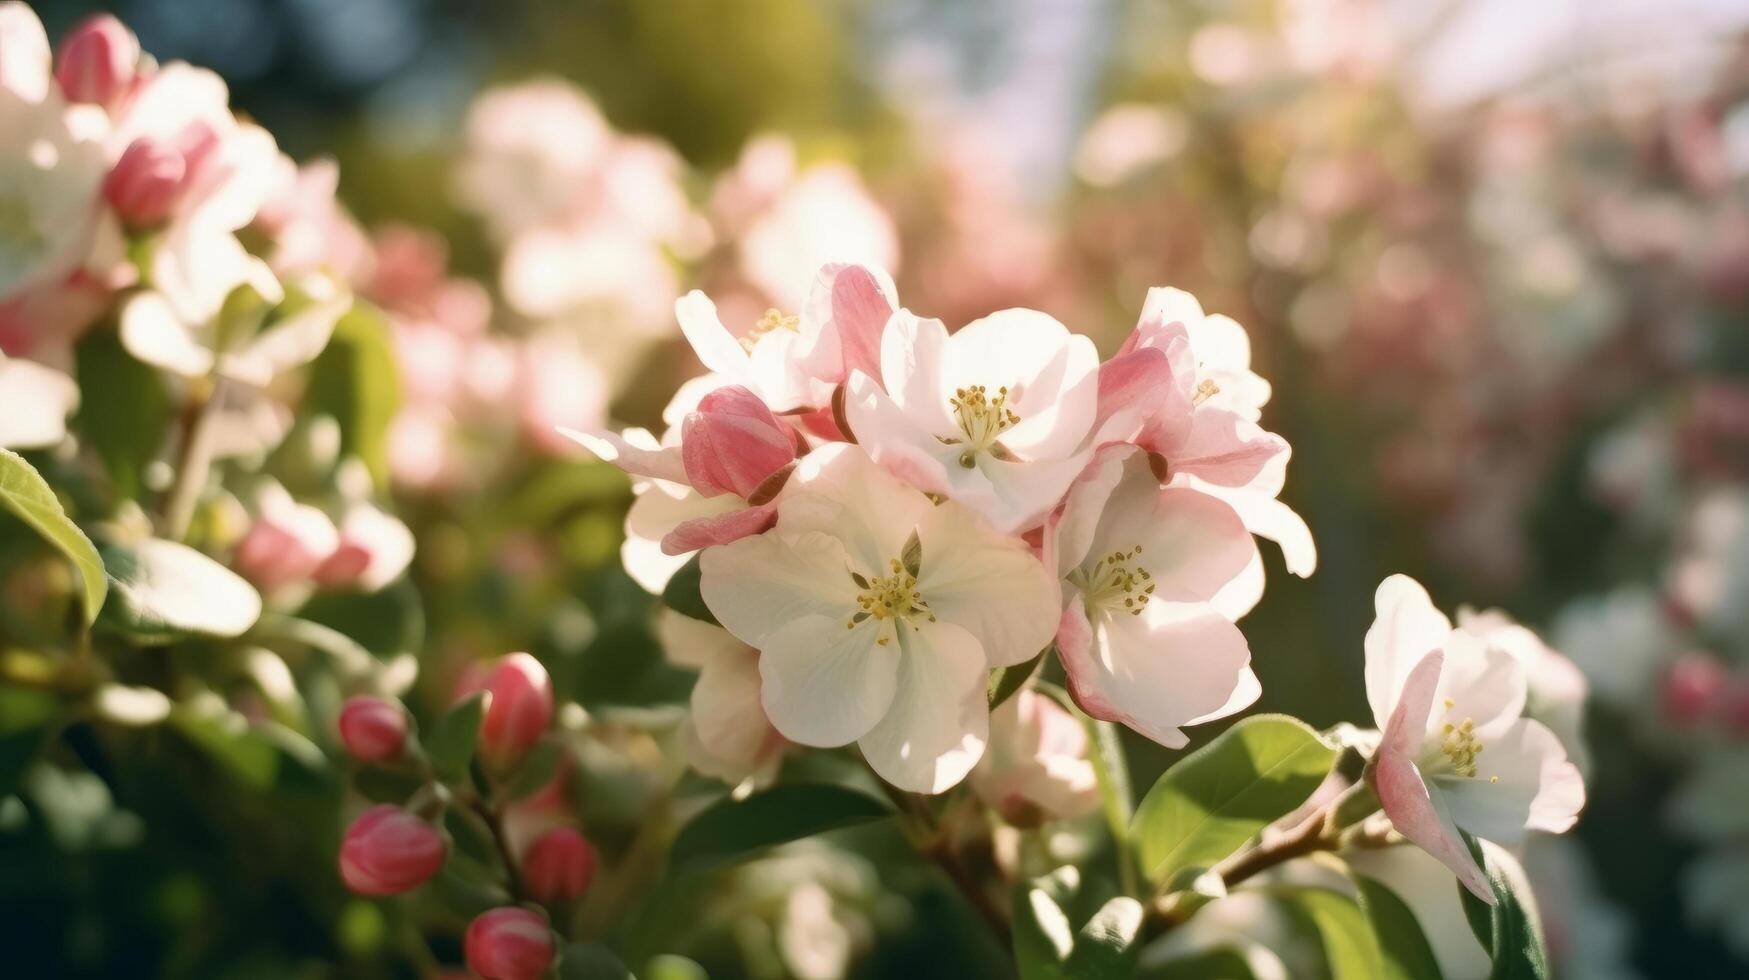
479;653;552;771
103;139;187;228
465;907;555;980
54;14;138;107
681;385;796;498
1663;652;1726;727
338;696;409;763
338;805;445;896
522;828;597;903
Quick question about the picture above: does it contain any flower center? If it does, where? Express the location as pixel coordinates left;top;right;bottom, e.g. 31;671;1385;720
1192;379;1220;406
1433;698;1497;781
943;384;1020;467
740;308;799;352
847;558;935;645
1068;545;1154;616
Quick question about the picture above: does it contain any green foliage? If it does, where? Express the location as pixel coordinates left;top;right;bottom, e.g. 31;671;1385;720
1012;868;1143;980
0;688;57;797
1280;887;1391;980
659;554;718;626
1354;874;1446;980
427;691;485;783
301;303;402;486
73;327;172;500
669;784;892;873
97;538;261;641
1131;715;1336;887
559;943;637;980
987;647;1046;709
0;449;106;626
1459;835;1552;980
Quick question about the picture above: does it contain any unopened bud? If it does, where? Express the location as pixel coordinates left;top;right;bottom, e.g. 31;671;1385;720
104;139;185;227
54;14;138;107
681;385;796;498
479;653;552;771
465;907;555;980
338;805;445;896
338;696;409;763
522;828;596;903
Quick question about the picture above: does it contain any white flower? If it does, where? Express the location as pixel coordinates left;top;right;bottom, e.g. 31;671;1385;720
120;271;349;386
969;690;1099;824
1366;575;1586;902
699;444;1058;792
0;4;107;302
737;157;899;312
658;610;786;788
0;351;77;448
847;307;1099;533
1051;447;1259;747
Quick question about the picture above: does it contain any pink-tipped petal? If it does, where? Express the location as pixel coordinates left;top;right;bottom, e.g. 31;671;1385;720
660;501;778;555
1092;347;1177;445
558;426;687;484
681;385;796;498
832;264;894;383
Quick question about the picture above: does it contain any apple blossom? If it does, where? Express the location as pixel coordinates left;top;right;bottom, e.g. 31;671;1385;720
969;690;1099;825
479;653;554;771
0;352;77;449
658;609;788;787
522;828;597;903
736;156;900;313
846;306;1099;533
53;14;138;109
1050;446;1259;747
120;271;349;387
312;503;416;593
699;444;1059;793
1365;575;1586;902
338;805;446;896
337;696;409;763
465;907;555;980
232;481;342;593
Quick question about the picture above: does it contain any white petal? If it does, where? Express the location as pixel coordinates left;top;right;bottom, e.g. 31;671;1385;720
759;614;896;747
878;309;955;437
1051;445;1130;578
1364;575;1453;729
913;500;1060;666
777;443;932;575
691;644;778;775
1065;600;1251;748
1208;545;1265;621
942;308;1098;461
964;451;1094;534
1090;484;1254;604
676;290;750;379
858;620;988;793
120;291;214;379
0;357;76;449
1430;632;1528;742
229;277;348;384
843;371;954;496
699;526;858;647
0;4;50;102
656;607;750;670
1437;718;1584;843
621;480;739;593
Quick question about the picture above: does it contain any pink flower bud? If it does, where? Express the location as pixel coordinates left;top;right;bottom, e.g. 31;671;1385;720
54;14;138;107
465;907;555;980
338;696;409;763
104;139;186;227
480;653;553;770
522;828;597;903
338;805;446;896
1663;652;1725;726
681;385;796;498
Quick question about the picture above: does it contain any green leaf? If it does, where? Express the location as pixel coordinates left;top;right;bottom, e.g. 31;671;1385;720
1131;714;1336;887
1012;868;1080;979
73;327;172;500
988;646;1047;709
504;739;564;800
1354;874;1446;980
0;449;106;625
669;784;891;872
299;581;425;658
1141;947;1262;980
97;537;261;641
1281;887;1387;980
0;687;58;797
659;554;718;625
427;692;485;783
1459;835;1551;980
559;942;636;980
168;708;279;790
353;766;427;805
301;303;401;486
1061;896;1144;979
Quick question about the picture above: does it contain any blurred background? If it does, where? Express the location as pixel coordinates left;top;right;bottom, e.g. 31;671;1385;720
14;0;1749;976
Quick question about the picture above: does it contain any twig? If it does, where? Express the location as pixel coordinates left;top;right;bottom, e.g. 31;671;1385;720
162;377;224;541
869;768;1012;949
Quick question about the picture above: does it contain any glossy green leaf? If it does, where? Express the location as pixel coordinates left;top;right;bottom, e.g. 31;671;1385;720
987;646;1047;709
1355;873;1446;980
427;692;485;783
660;554;718;626
669;784;891;872
1012;868;1080;980
504;739;564;800
1012;869;1141;980
302;303;402;486
1131;714;1336;886
1282;887;1387;980
73;327;172;500
97;537;261;641
1459;835;1551;980
1061;896;1144;979
1141;947;1263;980
0;449;106;625
559;942;636;980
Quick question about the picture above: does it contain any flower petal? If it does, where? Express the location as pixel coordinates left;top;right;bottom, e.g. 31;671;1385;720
1374;747;1494;904
759;613;896;747
1436;718;1584;843
676;289;749;378
622;480;740;593
943;308;1098;461
1365;575;1453;729
1090;483;1254;604
914;500;1060;666
661;501;776;555
699;526;859;647
1062;599;1251;748
559;426;687;484
858;620;988;793
776;443;933;575
681;384;796;498
830;263;895;384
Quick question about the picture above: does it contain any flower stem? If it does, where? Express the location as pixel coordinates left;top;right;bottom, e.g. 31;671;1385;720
870;770;1012;950
163;377;224;542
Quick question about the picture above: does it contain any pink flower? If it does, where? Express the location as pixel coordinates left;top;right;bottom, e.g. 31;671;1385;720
681;384;799;499
1050;447;1259;747
1662;652;1726;727
465;908;555;980
338;805;445;896
479;653;553;771
337;696;408;763
312;503;416;593
969;691;1099;825
232;483;340;593
658;610;788;787
1365;576;1586;904
521;828;597;903
53;14;138;109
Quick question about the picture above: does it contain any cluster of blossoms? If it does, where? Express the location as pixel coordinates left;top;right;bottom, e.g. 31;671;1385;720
575;264;1314;792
